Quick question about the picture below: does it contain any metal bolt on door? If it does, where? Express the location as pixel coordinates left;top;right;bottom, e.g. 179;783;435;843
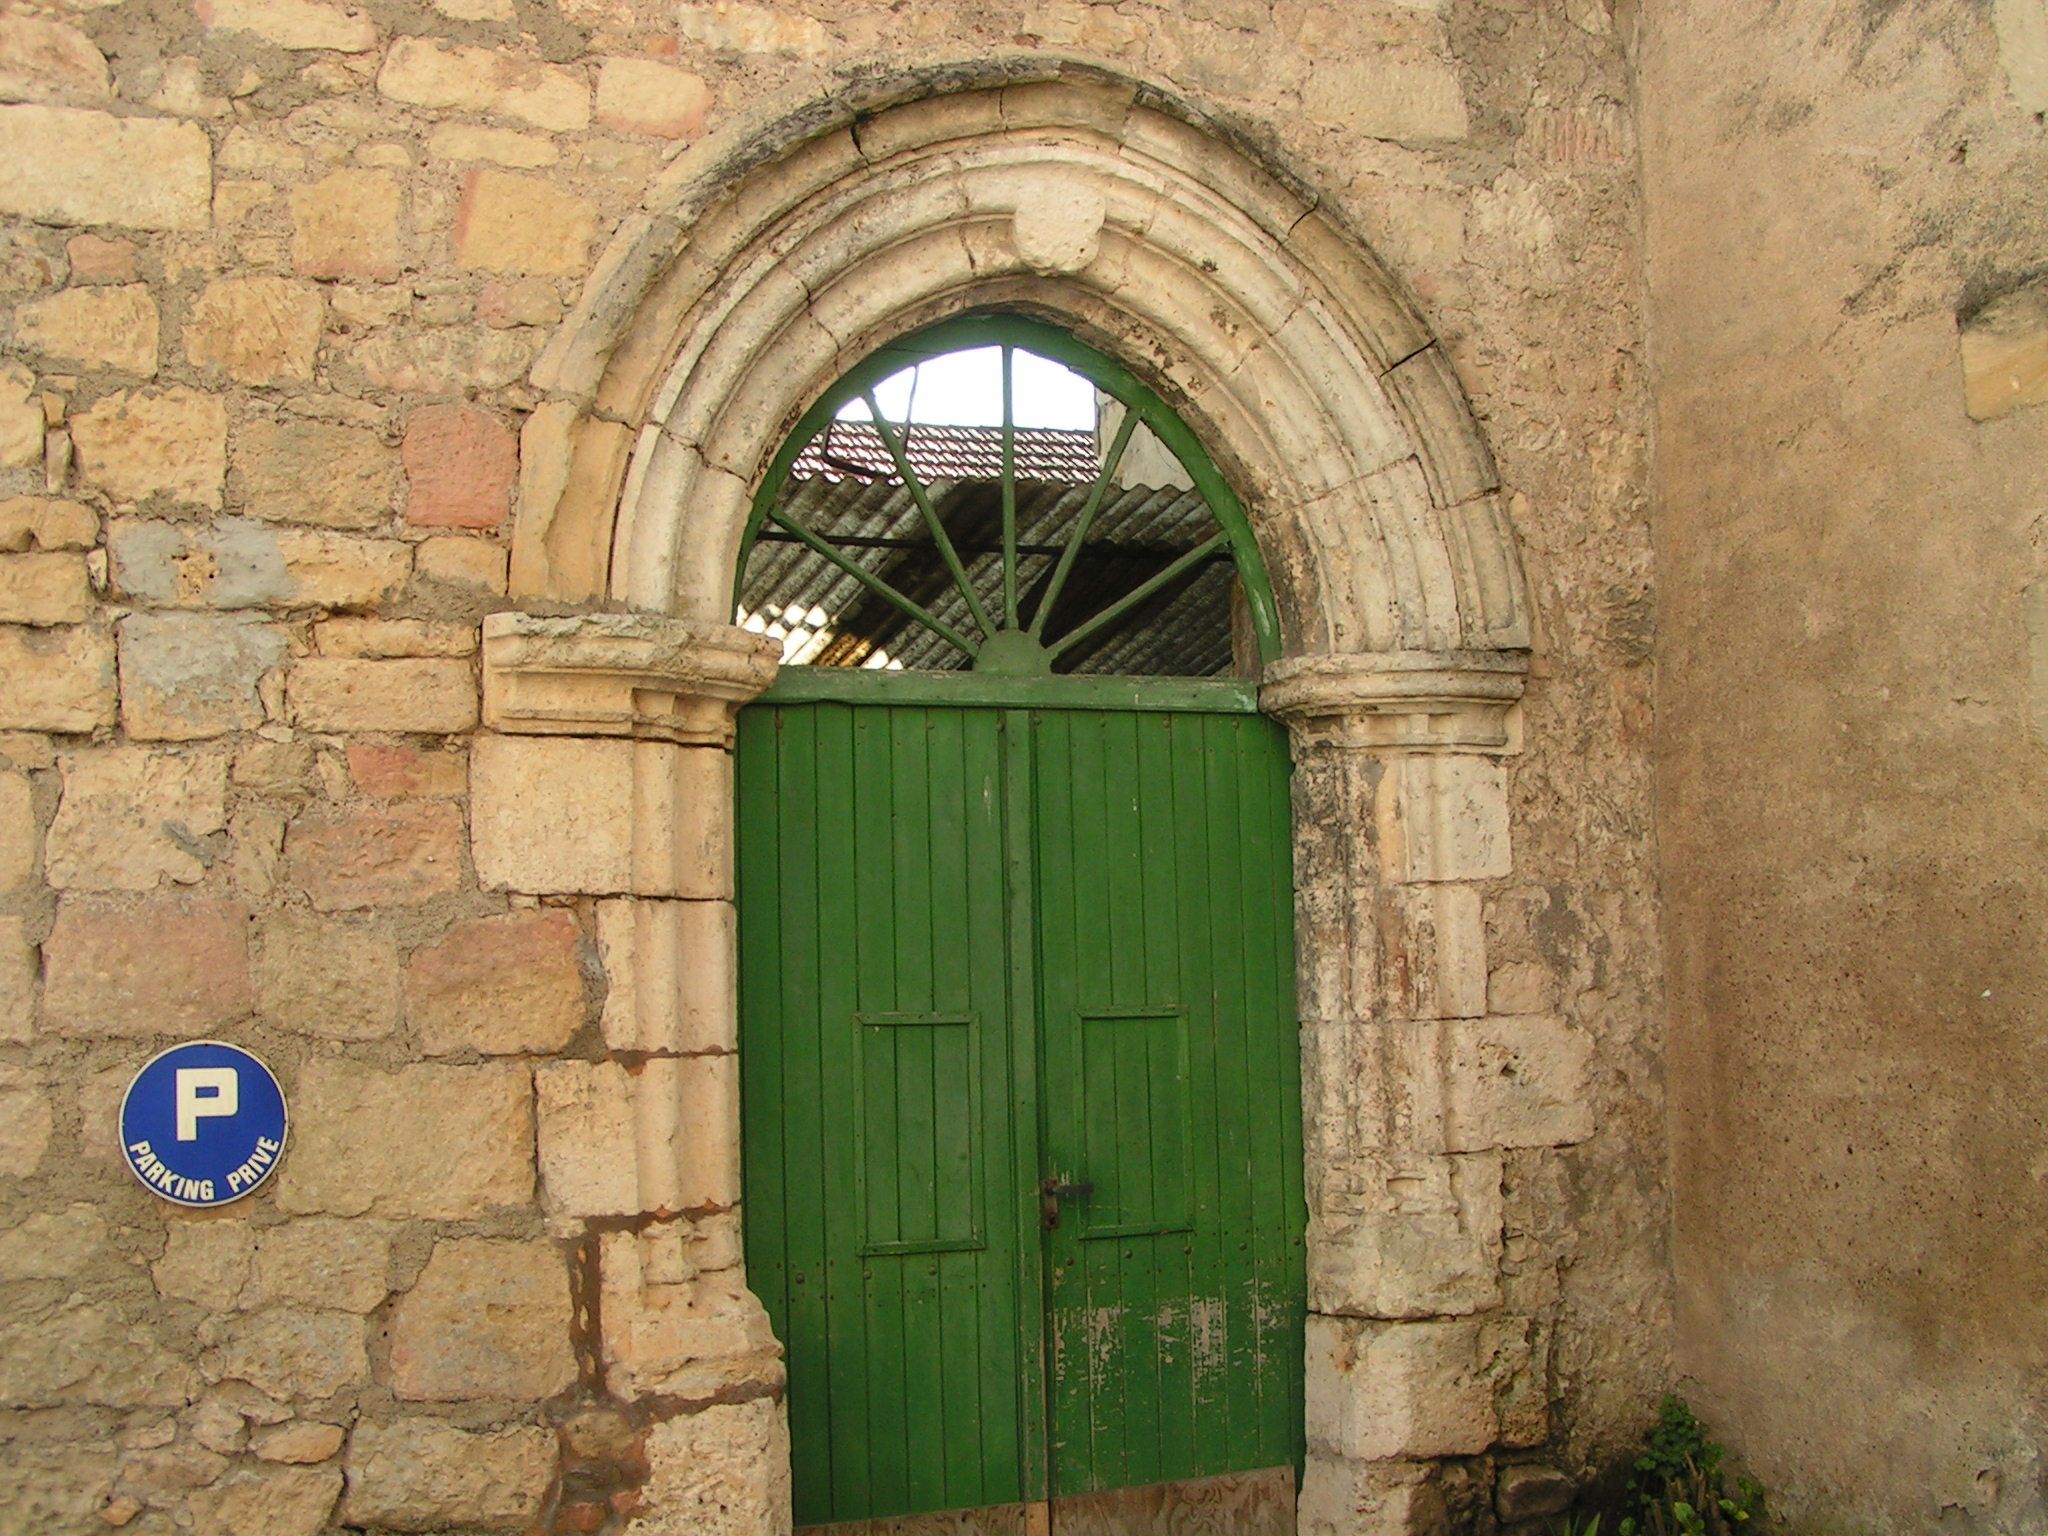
737;687;1303;1533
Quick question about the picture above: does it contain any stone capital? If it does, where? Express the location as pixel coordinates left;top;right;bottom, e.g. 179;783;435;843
481;610;779;747
1261;650;1526;753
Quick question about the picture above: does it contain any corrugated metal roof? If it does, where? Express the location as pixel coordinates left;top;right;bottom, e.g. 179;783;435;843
739;470;1243;677
791;421;1102;484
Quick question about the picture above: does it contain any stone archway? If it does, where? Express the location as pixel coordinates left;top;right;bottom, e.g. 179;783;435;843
473;61;1593;1536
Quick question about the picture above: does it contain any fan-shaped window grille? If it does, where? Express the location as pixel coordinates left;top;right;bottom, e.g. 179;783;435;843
735;315;1279;678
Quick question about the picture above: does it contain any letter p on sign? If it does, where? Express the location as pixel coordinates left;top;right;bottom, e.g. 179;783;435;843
175;1066;238;1142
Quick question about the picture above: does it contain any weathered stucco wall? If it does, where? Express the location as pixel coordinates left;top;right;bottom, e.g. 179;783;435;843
1644;2;2048;1531
0;2;1666;1533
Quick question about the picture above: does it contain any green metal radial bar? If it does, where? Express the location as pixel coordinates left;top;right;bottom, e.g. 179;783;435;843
1000;344;1019;630
1026;408;1138;643
1045;530;1229;664
735;311;1284;671
860;389;996;641
766;505;979;660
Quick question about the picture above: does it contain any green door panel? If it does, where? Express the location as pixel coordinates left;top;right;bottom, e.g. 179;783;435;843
738;701;1302;1528
1035;710;1304;1499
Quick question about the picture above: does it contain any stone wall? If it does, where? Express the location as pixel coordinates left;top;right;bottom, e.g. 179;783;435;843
1643;2;2048;1532
0;3;1666;1534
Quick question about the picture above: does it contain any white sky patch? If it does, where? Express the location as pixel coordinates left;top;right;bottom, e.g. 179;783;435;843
835;345;1097;430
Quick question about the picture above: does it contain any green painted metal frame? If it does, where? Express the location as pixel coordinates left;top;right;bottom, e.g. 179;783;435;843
736;312;1283;690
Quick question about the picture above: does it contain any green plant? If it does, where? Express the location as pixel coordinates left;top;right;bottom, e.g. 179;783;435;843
1552;1515;1604;1536
1615;1397;1767;1536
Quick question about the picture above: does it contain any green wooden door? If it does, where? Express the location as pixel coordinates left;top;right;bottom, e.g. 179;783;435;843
738;690;1302;1529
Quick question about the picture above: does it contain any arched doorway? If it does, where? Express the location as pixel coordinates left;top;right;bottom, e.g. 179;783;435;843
735;317;1304;1531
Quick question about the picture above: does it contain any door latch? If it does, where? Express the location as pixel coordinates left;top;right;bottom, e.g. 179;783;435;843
1039;1175;1095;1230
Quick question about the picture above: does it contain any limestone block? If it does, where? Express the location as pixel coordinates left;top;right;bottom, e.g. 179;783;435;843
154;1220;256;1305
1961;279;2048;422
0;774;27;887
1297;1456;1446;1536
1304;1316;1498;1460
377;38;590;130
276;1058;533;1218
42;895;251;1036
536;1058;637;1216
0;495;97;550
1376;755;1510;883
1484;1316;1548;1447
251;1421;346;1464
0;1061;51;1175
599;1232;782;1400
247;1218;390;1313
184;277;324;386
197;0;378;52
254;912;401;1040
110;518;409;610
1307;1153;1504;1319
285;799;465;910
72;387;227;508
455;169;597;276
0;365;39;469
472;735;733;898
471;733;624;893
319;617;476;658
214;1308;369;1400
1300;47;1468;143
1382;883;1486;1021
67;233;137;282
1996;0;2048;113
1436;1016;1594;1152
0;915;33;1043
346;326;538;394
0;1204;105;1279
0;105;210;231
46;746;228;890
596;58;710;138
0;1300;195;1406
478;275;563;328
188;1465;341;1536
1497;1464;1574;1521
341;1419;555;1531
631;1398;793;1536
675;1;828;56
428;123;558;167
388;1236;576;1401
12;284;158;376
402;403;517;529
414;533;508;591
596;897;737;1053
290;170;402;282
346;742;467;798
0;17;109;105
0;623;113;730
234;418;398;530
118;612;288;741
287;656;478;734
0;552;89;625
407;908;585;1056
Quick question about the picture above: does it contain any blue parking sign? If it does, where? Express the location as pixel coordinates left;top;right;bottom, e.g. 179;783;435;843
120;1042;289;1208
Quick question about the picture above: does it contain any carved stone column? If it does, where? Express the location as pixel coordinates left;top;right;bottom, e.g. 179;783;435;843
1265;651;1588;1536
475;611;792;1535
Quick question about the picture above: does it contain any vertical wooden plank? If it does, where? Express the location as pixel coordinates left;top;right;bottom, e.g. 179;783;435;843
1200;712;1261;1467
1032;710;1086;1497
1138;714;1196;1485
1102;711;1161;1488
1000;709;1049;1508
848;707;899;1517
1170;725;1229;1482
811;704;867;1520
